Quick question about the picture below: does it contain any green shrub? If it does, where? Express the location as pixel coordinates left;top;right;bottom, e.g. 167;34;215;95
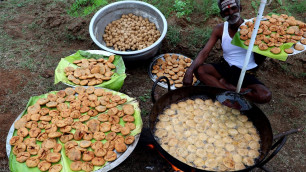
67;0;108;17
286;0;306;15
188;27;212;47
166;25;181;46
173;0;194;18
251;0;260;13
203;0;219;17
142;0;175;18
277;0;283;5
191;0;220;21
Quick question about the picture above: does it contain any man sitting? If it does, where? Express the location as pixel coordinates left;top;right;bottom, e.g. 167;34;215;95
183;0;271;103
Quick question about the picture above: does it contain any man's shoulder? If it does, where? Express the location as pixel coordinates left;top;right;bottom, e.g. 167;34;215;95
212;23;224;37
214;23;224;30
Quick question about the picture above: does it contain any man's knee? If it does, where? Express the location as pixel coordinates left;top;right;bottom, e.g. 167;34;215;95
248;84;272;103
259;89;272;103
255;87;272;103
195;65;207;76
195;64;215;77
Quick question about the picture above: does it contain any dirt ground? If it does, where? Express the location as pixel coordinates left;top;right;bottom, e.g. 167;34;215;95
0;0;305;172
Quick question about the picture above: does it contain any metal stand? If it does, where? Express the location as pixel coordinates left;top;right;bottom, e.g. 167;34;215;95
259;166;272;172
257;127;303;172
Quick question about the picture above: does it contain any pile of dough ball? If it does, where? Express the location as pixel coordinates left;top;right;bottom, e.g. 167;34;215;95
10;86;137;172
154;98;261;171
103;13;161;51
151;54;197;88
239;14;305;54
64;55;116;86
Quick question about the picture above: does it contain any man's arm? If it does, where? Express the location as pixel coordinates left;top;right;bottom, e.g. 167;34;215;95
183;24;223;86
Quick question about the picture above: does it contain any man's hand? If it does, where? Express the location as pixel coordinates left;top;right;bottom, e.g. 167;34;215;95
183;68;194;86
182;24;222;86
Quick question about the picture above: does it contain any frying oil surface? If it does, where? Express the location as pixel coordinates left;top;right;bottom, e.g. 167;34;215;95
154;98;261;171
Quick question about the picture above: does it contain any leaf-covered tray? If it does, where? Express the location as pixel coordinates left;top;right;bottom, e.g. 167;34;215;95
231;14;306;61
54;50;126;91
7;87;142;172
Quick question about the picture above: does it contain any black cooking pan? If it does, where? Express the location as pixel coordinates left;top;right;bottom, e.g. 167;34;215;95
149;76;288;172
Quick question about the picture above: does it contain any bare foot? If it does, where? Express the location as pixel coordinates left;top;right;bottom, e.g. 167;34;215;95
219;78;236;91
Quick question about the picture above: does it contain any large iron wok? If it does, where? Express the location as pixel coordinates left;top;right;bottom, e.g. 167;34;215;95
148;76;292;172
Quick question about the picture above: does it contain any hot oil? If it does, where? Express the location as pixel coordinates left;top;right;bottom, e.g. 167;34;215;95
153;97;262;171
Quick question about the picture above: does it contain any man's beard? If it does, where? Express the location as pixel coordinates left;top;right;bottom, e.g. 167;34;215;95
224;12;241;24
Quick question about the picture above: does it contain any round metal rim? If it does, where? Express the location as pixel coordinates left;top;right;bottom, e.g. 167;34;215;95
89;0;168;55
6;88;142;172
149;86;273;172
148;53;199;89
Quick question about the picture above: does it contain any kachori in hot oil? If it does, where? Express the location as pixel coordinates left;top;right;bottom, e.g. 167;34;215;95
154;98;261;171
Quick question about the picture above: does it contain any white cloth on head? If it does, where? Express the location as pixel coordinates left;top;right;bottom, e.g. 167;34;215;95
221;22;257;70
221;0;237;11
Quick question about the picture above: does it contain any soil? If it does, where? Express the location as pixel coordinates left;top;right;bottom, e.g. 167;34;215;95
0;0;305;172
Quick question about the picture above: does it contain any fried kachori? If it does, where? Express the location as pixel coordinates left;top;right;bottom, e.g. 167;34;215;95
9;86;138;172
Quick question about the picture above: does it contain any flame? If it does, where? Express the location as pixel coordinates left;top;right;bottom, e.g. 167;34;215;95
147;144;184;172
147;144;154;149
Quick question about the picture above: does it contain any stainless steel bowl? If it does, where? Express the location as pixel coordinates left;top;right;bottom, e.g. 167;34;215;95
89;1;167;62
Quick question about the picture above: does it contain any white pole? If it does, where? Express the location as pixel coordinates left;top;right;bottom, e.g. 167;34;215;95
236;0;267;93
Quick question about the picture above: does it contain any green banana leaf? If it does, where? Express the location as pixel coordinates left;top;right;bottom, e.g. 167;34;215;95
9;89;142;172
231;32;293;61
54;50;127;91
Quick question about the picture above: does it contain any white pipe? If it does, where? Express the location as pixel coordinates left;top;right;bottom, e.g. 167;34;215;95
236;0;267;93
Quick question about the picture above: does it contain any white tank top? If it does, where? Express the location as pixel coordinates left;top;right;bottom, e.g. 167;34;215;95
222;22;257;70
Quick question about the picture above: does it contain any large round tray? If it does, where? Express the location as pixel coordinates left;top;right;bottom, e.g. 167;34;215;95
148;53;199;90
232;17;306;61
6;87;142;172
